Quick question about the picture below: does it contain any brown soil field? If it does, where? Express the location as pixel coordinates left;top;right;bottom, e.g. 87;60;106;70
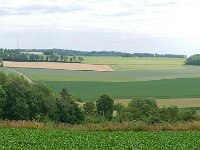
115;98;200;108
3;61;114;71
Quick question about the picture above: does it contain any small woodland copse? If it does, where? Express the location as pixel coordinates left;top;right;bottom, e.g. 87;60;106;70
186;54;200;65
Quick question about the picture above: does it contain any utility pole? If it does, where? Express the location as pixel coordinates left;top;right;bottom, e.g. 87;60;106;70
17;34;19;49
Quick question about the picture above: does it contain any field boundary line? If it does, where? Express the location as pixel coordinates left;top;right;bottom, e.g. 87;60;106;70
5;67;33;83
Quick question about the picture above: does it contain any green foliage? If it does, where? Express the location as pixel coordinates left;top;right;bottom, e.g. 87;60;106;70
84;114;107;124
113;103;124;112
158;106;179;123
56;100;84;124
0;49;83;63
96;94;114;120
0;128;199;149
43;50;53;55
116;98;158;122
179;109;198;121
0;87;6;118
83;102;95;115
60;87;71;102
116;98;199;124
27;48;186;58
0;72;84;124
2;75;31;120
56;87;84;124
49;54;59;62
78;57;83;62
0;72;7;85
186;54;200;65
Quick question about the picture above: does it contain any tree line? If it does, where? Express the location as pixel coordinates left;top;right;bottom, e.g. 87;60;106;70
0;48;83;63
20;48;186;58
83;97;199;124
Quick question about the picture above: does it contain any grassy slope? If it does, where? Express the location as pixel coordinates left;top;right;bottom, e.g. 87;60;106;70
0;128;199;149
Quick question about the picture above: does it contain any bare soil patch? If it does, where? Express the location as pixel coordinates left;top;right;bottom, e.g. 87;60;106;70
3;61;114;71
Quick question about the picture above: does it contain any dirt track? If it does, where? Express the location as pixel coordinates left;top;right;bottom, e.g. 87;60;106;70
3;61;114;71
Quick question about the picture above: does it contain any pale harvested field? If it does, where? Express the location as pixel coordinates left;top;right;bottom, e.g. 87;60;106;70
3;61;114;72
115;98;200;108
156;98;200;108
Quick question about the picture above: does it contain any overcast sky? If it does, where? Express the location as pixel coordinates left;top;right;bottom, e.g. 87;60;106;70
0;0;200;55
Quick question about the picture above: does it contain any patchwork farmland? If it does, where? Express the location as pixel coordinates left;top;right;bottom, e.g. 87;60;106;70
1;56;200;106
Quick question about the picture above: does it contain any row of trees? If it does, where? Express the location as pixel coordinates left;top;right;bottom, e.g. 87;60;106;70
36;49;186;58
0;49;83;63
83;97;199;124
185;54;200;65
20;48;187;58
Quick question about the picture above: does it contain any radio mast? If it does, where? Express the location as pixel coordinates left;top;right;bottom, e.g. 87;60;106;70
17;34;19;49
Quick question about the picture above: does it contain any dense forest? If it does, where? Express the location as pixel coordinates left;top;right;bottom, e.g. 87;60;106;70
185;54;200;65
0;72;199;124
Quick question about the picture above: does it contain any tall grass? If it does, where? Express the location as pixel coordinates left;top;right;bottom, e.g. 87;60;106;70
1;120;200;131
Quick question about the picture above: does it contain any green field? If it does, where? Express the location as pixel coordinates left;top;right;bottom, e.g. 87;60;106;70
0;128;199;149
83;57;185;71
44;78;200;100
1;57;200;101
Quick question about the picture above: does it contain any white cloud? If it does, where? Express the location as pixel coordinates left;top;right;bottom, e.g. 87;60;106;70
0;0;200;54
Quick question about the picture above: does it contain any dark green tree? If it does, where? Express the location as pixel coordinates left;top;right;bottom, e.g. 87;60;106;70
0;87;6;118
60;88;71;102
96;94;114;120
69;57;73;62
63;56;68;62
0;72;7;85
50;54;59;62
78;57;83;62
2;75;30;120
83;102;95;115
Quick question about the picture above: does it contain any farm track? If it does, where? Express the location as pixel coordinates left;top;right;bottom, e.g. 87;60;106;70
5;68;33;83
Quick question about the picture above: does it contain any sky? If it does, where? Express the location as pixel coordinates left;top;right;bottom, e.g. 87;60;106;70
0;0;200;55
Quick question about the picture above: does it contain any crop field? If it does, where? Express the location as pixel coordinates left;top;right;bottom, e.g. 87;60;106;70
1;57;200;104
0;128;200;149
115;98;200;108
83;57;185;71
43;78;200;100
3;61;114;71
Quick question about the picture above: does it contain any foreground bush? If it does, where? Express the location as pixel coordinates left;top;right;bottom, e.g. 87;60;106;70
115;98;199;124
0;72;84;124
